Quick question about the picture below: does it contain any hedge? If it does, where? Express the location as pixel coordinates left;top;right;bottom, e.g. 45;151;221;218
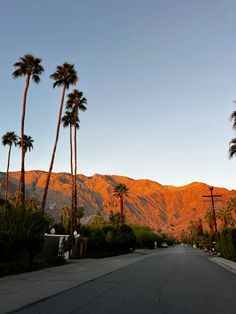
219;228;236;262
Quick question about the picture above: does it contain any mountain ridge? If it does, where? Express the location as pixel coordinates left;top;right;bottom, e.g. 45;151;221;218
0;171;235;235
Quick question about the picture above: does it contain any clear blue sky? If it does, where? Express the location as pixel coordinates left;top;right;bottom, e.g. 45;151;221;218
0;0;236;189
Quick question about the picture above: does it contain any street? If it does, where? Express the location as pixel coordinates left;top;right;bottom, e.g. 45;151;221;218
11;245;236;314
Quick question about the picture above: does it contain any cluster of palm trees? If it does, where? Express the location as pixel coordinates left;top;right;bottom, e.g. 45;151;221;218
2;132;33;204
1;53;87;233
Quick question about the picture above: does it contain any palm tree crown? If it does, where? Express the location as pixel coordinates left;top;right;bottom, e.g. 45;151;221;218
230;111;236;129
66;89;87;112
114;183;129;198
17;135;34;152
61;110;80;129
50;63;78;89
229;138;236;159
2;132;19;147
12;54;44;83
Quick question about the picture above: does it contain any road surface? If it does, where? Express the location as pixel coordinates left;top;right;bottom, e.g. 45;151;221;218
10;245;236;314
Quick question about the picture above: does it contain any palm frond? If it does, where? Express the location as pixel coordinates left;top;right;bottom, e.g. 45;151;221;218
229;138;236;159
230;111;236;129
50;63;78;89
114;183;129;197
2;131;19;146
66;89;87;112
17;135;34;152
12;54;44;81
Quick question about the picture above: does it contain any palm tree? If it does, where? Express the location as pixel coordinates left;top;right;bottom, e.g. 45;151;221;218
61;110;79;216
230;108;236;129
77;206;85;224
13;54;44;206
217;207;235;228
113;183;129;223
66;89;87;231
1;131;19;204
16;135;34;198
41;63;78;212
227;197;236;216
17;135;34;152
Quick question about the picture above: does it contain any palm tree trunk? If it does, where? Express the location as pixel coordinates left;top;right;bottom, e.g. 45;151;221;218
5;145;12;205
211;216;214;233
20;74;30;206
41;84;66;212
70;123;74;224
120;196;123;224
72;107;78;232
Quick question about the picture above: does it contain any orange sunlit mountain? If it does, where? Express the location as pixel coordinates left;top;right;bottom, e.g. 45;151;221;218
0;171;235;235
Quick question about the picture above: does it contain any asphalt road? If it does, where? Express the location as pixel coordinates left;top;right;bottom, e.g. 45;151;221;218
11;245;236;314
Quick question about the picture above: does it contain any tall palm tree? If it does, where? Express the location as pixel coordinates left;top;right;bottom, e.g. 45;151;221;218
16;135;34;199
13;54;44;206
41;63;78;212
1;131;19;204
113;183;129;224
66;89;87;231
61;110;79;217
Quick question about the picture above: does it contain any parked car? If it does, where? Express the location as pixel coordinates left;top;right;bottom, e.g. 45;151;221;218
161;242;168;248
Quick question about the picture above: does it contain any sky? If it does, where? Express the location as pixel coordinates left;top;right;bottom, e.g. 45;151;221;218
0;0;236;189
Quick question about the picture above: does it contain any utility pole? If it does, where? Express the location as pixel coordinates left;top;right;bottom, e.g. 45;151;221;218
202;186;221;234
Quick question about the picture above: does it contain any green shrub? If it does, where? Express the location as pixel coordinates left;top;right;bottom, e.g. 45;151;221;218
219;228;236;261
81;224;136;257
0;203;51;274
131;225;160;249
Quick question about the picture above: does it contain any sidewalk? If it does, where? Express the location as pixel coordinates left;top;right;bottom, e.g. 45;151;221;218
0;250;159;314
209;256;236;274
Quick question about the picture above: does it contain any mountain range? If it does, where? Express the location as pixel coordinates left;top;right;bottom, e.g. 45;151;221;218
0;171;235;235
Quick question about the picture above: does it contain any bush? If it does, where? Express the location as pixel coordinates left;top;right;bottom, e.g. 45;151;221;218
79;224;136;257
0;203;52;275
131;225;162;249
219;228;236;261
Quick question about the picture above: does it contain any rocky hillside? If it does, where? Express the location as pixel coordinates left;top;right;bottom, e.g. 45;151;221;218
0;171;235;235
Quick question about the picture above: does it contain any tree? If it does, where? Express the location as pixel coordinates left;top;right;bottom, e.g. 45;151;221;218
61;110;79;216
13;54;44;206
109;212;125;224
77;206;85;224
90;211;106;226
66;89;87;231
217;207;235;228
113;183;129;224
41;63;78;212
2;131;19;204
227;197;236;216
16;135;34;199
217;198;236;228
17;134;34;152
204;207;214;233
